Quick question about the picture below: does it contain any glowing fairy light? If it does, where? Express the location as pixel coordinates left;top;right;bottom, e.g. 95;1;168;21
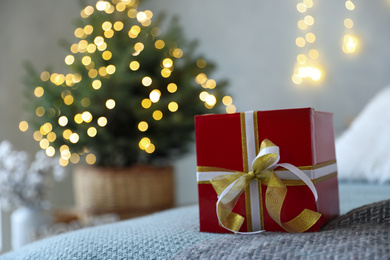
19;121;29;132
292;0;323;85
342;0;359;54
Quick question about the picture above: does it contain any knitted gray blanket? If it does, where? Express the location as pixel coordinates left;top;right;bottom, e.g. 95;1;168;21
173;200;390;260
1;199;389;260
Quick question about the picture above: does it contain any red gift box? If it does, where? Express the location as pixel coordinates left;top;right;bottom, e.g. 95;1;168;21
195;108;339;233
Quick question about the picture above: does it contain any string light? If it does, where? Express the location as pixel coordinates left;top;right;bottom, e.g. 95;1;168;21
19;121;29;132
342;0;359;54
292;0;323;84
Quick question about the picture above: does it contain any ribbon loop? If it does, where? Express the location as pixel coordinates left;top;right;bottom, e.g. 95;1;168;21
210;139;321;234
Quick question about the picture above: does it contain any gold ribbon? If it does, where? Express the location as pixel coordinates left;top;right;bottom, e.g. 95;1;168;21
210;139;322;233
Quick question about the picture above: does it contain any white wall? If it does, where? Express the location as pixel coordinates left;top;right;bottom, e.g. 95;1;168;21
1;0;390;253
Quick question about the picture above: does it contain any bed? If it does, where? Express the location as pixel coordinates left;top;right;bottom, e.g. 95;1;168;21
0;181;389;260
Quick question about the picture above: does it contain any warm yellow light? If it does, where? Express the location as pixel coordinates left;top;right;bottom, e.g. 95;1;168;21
87;127;97;137
155;39;165;49
196;59;207;68
138;121;148;132
69;133;79;143
40;71;50;81
86;154;96;165
129;25;141;36
84;25;93;35
297;66;322;81
292;74;303;85
141;99;152;109
97;42;107;51
74;114;83;124
35;106;45;117
63;129;72;140
34;86;44;97
296;37;306;47
64;95;74;105
196;73;207;84
342;34;359;54
45;146;55;157
65;55;75;65
96;1;107;11
33;131;43;141
137;11;147;22
309;49;319;60
129;61;140;71
58;116;68;126
297;54;307;65
297;3;307;13
168;102;178;112
41;123;53;134
304;15;314;26
113;21;124;31
116;2;126;12
139;137;151;150
102;51;112;61
162;58;173;68
205;79;216;89
172;48;183;58
70;44;79;54
74;28;85;38
305;32;316;43
142;76;152;87
149;89;161;103
82;111;93;122
84;6;94;16
82;56;92;66
205;94;217;106
106;65;116;74
106;99;116;109
59;158;69;167
145;10;153;19
99;67;108;76
102;21;112;31
92;79;102;90
97;117;108;127
70;153;80;164
60;145;69;153
81;97;91;107
167;83;177;93
161;68;171;78
304;0;313;8
127;8;137;18
78;40;88;50
19;121;29;132
226;105;236;114
134;42;144;52
199;91;208;101
39;138;50;149
152;110;163;120
94;36;104;46
345;0;355;10
222;96;233;106
88;69;97;78
47;132;56;142
145;143;155;154
344;18;354;29
297;20;308;30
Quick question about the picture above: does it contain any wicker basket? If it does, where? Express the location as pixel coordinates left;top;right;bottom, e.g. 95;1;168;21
73;165;174;221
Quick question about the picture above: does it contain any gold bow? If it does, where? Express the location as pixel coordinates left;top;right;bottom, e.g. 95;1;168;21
210;139;322;233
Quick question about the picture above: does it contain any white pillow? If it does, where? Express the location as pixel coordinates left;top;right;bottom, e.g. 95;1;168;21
336;86;390;183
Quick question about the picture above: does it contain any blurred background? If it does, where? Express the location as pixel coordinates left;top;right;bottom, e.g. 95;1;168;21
1;0;390;253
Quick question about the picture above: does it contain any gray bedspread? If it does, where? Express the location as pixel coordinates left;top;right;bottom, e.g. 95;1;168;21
1;182;389;259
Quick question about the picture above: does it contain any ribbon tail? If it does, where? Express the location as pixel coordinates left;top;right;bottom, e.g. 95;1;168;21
213;175;250;233
265;172;321;233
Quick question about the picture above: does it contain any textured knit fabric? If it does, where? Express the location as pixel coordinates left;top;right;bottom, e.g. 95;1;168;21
1;182;389;259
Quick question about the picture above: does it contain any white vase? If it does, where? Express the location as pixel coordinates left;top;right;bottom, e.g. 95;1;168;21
11;206;53;250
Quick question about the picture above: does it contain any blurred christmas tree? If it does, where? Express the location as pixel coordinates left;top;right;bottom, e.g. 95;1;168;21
22;0;236;167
